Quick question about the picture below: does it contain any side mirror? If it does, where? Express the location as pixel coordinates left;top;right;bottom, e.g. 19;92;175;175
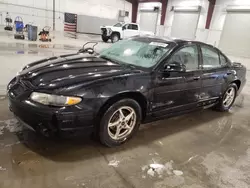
122;26;126;30
164;62;186;72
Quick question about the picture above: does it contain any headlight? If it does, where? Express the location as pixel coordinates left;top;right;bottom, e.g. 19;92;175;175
30;92;82;106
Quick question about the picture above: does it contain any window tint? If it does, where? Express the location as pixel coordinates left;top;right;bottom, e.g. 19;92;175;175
220;53;228;67
132;24;138;30
168;45;199;71
123;24;128;29
128;24;133;29
201;46;220;69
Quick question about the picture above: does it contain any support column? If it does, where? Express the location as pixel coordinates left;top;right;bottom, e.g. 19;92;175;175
53;0;55;31
205;0;216;29
160;0;168;25
132;1;138;23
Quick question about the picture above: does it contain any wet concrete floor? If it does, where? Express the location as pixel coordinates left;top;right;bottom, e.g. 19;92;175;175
0;91;249;188
0;41;250;188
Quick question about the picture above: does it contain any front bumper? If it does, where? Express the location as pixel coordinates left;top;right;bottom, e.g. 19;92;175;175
7;79;95;134
101;28;112;37
9;96;94;133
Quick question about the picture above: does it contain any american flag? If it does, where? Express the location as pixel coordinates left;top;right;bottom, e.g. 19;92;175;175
64;13;77;32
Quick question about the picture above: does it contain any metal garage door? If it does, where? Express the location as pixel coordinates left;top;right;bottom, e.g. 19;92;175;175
219;7;250;57
171;6;201;40
139;10;158;34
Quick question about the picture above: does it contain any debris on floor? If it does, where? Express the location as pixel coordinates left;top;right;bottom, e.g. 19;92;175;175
65;176;86;187
158;141;163;145
0;125;4;135
0;118;22;135
173;170;184;176
142;160;184;178
108;159;120;167
0;166;6;171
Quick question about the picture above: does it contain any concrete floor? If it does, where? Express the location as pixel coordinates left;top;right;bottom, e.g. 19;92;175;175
0;33;250;188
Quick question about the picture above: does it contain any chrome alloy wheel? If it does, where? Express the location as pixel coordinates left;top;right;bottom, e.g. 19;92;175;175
223;87;236;108
107;106;136;140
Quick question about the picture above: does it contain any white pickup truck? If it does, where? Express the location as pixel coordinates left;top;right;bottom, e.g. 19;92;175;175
100;22;154;43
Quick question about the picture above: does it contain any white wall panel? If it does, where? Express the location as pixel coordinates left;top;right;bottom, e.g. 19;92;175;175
171;11;200;40
163;0;208;41
136;2;162;35
0;0;132;32
219;12;250;57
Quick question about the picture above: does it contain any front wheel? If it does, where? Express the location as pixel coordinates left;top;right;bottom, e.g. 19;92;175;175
216;83;238;111
101;35;109;42
99;99;142;147
111;33;119;43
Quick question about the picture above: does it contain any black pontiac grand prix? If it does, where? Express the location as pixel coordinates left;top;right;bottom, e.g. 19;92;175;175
8;36;246;147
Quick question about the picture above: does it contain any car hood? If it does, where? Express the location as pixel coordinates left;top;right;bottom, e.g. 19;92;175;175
18;53;143;90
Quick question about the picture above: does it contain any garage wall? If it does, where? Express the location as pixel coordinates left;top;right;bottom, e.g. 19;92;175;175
0;0;132;32
208;0;250;47
136;2;162;35
65;0;131;21
164;0;209;41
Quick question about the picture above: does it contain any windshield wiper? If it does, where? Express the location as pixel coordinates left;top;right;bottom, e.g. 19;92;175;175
100;55;122;65
100;55;136;69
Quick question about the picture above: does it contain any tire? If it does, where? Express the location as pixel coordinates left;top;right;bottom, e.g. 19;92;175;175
101;35;109;42
111;33;119;43
99;99;142;147
216;83;238;112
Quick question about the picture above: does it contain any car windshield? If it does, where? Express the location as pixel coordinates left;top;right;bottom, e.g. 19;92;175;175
99;39;172;68
113;23;123;27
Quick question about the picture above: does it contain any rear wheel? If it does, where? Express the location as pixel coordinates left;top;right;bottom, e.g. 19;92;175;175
99;99;141;147
111;33;119;43
216;83;237;111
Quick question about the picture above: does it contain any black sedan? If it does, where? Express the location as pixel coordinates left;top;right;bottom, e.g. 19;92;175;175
8;36;246;147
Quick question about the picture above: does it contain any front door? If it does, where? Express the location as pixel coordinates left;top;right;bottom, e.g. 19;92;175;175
123;24;139;38
152;45;202;117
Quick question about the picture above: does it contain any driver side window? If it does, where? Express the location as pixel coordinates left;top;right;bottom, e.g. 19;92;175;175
168;45;199;71
123;24;128;30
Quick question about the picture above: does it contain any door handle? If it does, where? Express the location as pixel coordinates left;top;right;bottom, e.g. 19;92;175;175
193;76;200;80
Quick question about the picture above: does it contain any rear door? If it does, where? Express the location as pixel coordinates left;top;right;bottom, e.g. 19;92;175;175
199;44;231;101
123;24;139;38
152;44;202;117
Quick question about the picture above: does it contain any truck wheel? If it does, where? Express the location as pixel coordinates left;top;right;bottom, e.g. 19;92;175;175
101;35;109;42
111;33;119;43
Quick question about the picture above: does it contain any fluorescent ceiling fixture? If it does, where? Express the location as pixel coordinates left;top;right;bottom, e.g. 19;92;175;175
226;5;250;12
172;6;201;12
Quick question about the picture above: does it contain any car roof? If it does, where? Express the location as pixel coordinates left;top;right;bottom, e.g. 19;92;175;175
132;35;214;48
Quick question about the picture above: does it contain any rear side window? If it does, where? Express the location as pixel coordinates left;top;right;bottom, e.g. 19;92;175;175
201;46;220;69
132;24;138;30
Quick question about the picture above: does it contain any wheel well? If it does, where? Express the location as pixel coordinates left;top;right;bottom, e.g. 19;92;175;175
111;32;120;39
96;92;147;123
232;80;241;90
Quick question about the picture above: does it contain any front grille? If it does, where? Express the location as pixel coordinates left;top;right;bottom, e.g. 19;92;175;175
101;28;107;35
8;78;33;98
11;83;25;97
